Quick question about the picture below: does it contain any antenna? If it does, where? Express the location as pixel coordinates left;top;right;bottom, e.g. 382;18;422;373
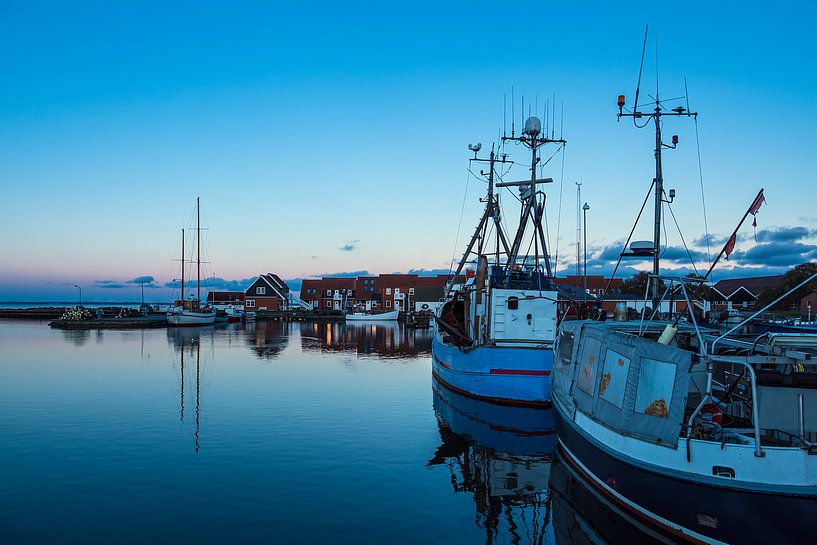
616;29;698;308
511;86;515;137
633;24;649;118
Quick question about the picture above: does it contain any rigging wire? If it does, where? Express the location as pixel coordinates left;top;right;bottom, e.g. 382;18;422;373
666;199;700;276
448;167;473;275
598;179;656;305
554;120;566;273
687;79;712;265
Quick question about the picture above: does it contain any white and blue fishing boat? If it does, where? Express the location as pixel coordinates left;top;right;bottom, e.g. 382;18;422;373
432;116;568;407
552;46;817;544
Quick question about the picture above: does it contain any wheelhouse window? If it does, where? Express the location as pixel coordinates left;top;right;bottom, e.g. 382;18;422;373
634;359;677;419
599;349;631;409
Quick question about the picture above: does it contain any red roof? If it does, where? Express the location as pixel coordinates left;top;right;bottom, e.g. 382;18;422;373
712;275;785;299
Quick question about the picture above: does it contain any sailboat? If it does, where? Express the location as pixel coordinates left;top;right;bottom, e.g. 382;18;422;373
167;198;216;326
432;115;567;407
551;45;817;545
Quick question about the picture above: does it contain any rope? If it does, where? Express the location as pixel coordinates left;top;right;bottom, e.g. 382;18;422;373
666;199;700;276
554;144;566;273
598;179;656;305
448;167;473;275
694;117;711;263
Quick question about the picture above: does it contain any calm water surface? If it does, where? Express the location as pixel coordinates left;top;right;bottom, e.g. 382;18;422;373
0;320;655;544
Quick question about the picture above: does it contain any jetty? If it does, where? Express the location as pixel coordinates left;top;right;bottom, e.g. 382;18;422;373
49;315;167;330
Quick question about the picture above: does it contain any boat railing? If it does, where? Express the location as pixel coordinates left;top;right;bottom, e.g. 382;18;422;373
639;274;708;357
686;355;764;458
711;271;817;355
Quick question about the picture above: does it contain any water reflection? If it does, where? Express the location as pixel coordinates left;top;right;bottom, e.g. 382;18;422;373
61;328;91;346
245;320;289;360
549;454;663;545
300;321;433;357
430;380;555;544
166;326;211;452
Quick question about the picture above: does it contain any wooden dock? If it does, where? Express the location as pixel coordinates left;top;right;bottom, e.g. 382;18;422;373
49;316;168;330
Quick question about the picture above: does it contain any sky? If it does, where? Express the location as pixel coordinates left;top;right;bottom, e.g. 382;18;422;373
1;1;816;301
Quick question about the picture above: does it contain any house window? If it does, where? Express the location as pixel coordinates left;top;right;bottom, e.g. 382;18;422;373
409;288;415;295
326;301;332;308
386;300;392;308
386;288;392;295
257;287;266;295
246;299;256;308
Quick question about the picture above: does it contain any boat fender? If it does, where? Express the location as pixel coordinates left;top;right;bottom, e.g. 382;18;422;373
657;324;677;345
701;403;723;426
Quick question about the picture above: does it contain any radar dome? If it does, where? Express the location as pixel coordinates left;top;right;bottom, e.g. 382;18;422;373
523;116;542;136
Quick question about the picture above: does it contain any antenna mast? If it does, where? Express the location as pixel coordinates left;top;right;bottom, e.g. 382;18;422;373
617;26;697;308
446;144;512;295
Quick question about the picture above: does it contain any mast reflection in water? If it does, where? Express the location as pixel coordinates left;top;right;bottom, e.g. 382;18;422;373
429;380;555;544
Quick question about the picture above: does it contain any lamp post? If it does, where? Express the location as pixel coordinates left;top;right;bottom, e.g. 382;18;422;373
73;284;82;306
582;202;590;303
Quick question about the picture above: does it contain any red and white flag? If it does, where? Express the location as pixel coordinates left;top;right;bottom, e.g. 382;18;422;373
749;189;766;236
749;190;766;216
724;233;737;260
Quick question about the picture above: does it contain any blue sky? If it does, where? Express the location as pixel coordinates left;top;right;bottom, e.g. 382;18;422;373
1;1;815;301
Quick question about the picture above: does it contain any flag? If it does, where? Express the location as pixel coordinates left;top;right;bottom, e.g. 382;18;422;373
724;233;737;260
749;189;765;240
748;190;766;216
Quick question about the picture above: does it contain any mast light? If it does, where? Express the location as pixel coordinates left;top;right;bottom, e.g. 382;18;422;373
617;95;626;107
672;134;679;145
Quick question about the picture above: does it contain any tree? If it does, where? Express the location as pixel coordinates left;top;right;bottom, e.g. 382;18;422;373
622;271;650;295
757;262;817;309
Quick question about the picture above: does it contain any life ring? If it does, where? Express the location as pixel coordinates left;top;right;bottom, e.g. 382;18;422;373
701;403;723;425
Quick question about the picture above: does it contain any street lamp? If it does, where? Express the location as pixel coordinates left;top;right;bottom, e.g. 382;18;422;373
73;284;82;306
582;202;590;303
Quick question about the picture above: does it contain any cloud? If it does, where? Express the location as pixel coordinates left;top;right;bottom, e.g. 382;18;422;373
755;226;813;244
163;277;253;291
407;268;451;277
339;240;359;252
94;280;126;288
731;242;817;267
127;275;156;284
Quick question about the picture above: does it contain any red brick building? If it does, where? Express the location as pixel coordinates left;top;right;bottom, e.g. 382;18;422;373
244;273;290;311
299;274;451;312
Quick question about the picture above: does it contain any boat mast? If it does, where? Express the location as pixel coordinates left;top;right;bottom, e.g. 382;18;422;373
197;197;201;304
500;117;565;283
181;228;185;302
617;28;696;307
446;144;511;295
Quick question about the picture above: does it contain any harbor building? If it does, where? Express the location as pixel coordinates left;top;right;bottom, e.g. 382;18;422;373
244;273;290;312
300;274;453;312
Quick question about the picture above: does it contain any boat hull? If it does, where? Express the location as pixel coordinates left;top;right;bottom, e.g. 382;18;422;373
346;310;399;321
552;398;817;545
167;311;216;326
431;336;552;407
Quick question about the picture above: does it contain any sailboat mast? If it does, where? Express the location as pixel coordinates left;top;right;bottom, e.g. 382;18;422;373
181;228;185;302
197;197;201;304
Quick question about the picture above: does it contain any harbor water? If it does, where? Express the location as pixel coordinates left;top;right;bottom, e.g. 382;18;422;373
0;320;657;544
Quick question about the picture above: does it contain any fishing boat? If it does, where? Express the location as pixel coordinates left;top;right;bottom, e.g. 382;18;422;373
345;309;399;321
551;51;817;545
432;116;568;407
168;198;216;327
